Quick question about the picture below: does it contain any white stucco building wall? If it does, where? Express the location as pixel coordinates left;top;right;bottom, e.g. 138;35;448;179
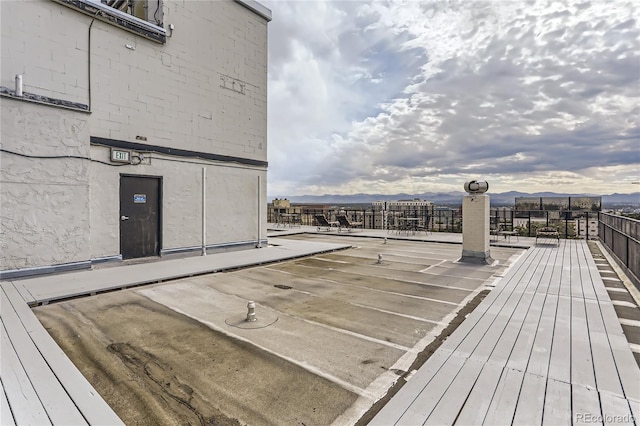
0;101;92;269
1;0;270;276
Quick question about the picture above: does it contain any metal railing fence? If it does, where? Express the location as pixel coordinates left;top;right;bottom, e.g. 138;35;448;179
598;212;639;288
268;206;600;239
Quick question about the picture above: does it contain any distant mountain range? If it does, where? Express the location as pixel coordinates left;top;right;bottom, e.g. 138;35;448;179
268;191;640;207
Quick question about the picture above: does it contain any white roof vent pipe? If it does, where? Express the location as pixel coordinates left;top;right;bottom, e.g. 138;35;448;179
464;180;489;194
15;74;23;97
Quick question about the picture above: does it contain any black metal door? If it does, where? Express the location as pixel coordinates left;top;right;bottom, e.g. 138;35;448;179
120;176;161;259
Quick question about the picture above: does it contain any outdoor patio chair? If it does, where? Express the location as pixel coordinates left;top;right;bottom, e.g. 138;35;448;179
495;223;519;242
490;224;501;241
536;226;560;245
396;216;420;235
336;215;363;232
386;217;400;234
416;217;431;235
314;214;338;231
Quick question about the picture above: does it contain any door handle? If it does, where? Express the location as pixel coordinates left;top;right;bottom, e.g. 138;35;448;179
121;215;129;221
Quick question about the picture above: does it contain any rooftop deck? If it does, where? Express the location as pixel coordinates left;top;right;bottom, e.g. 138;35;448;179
371;239;640;425
1;231;638;424
0;238;351;424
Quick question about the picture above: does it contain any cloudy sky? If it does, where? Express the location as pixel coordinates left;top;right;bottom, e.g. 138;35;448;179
262;0;639;196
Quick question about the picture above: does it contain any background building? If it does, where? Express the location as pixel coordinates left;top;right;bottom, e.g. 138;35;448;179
514;196;601;238
371;199;434;229
515;196;602;212
1;0;271;277
575;217;599;239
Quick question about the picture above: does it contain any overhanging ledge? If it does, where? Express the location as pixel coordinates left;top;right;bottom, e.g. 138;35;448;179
234;0;272;21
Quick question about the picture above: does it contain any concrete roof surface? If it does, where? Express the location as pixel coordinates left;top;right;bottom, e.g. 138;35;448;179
28;234;522;424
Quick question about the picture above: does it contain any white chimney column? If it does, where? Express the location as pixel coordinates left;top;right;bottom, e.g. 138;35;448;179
461;181;494;264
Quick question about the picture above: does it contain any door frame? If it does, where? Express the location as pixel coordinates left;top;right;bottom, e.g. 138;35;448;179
119;173;163;258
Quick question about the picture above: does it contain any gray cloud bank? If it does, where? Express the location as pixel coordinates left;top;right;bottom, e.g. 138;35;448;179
265;0;640;196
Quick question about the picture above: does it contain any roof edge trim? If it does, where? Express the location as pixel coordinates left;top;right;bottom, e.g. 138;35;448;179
234;0;272;21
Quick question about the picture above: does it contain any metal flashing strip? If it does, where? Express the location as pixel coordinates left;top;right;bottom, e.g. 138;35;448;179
0;87;90;113
91;254;123;265
91;136;268;168
0;261;91;280
51;0;166;43
0;256;123;281
234;0;272;21
161;239;268;256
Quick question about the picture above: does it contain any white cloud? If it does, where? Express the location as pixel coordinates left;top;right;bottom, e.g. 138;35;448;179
265;0;640;196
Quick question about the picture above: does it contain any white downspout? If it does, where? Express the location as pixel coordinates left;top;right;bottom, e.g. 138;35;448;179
257;175;262;248
201;167;206;256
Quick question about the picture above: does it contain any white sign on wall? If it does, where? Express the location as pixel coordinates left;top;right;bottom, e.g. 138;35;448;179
111;149;131;163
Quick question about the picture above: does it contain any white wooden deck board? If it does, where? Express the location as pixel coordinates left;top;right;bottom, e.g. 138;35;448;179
2;284;124;425
548;294;572;384
396;354;468;424
577;242;598;302
584;298;624;396
570;241;585;300
580;242;610;301
512;372;546;425
506;291;547;372
547;240;567;297
0;381;16;426
368;240;640;425
482;367;524;425
11;239;352;305
606;329;640;401
572;386;602;425
526;294;558;377
570;297;597;390
473;290;534;365
3;281;35;305
530;248;556;297
0;290;87;425
599;300;627;338
453;362;504;425
450;250;553;423
423;357;485;425
458;288;534;361
542;378;571;426
600;392;634;426
628;399;640;426
435;248;541;354
524;244;554;294
0;322;51;425
368;349;454;426
450;248;548;360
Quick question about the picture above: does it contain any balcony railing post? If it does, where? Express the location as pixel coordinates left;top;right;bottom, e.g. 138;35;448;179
626;234;630;268
586;212;589;240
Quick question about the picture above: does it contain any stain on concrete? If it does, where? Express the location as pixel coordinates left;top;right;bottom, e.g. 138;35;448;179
35;292;357;425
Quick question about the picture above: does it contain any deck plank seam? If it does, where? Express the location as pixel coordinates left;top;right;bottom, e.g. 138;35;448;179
442;247;546;357
490;245;556;424
3;287;88;423
1;285;122;425
517;243;562;424
583;263;640;417
421;247;541;355
406;248;545;424
537;240;570;424
0;309;55;425
376;247;544;423
405;246;555;424
438;280;542;422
